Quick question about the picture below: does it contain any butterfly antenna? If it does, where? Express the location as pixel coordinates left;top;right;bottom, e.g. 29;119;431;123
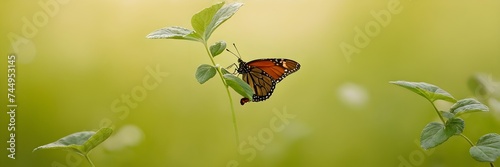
226;43;243;59
225;48;240;59
232;43;242;59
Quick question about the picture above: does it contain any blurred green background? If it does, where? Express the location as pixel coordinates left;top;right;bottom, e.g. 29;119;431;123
1;0;500;166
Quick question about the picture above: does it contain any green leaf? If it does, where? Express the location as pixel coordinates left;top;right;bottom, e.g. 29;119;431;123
81;128;113;153
223;74;253;100
420;118;464;149
195;64;217;84
446;117;465;135
470;133;500;162
421;122;446;149
146;26;201;42
210;41;226;57
204;2;243;40
390;81;456;103
33;128;113;155
450;98;489;116
221;67;232;75
191;2;225;40
147;2;243;42
441;111;455;119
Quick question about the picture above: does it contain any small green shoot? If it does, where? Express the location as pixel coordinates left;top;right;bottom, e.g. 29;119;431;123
391;80;499;166
33;127;113;167
147;2;250;145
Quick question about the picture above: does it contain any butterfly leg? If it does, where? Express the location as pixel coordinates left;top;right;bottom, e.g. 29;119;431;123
225;63;239;75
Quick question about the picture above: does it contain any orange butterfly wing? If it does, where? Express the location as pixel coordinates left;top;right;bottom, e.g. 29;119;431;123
246;59;300;82
238;58;300;105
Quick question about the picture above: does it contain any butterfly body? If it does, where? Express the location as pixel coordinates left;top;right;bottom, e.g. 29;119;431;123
237;58;300;105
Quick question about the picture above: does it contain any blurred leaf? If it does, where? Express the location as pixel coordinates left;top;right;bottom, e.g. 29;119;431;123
195;64;217;84
390;81;456;103
146;26;201;42
191;2;225;41
468;73;500;99
210;41;226;57
33;128;113;155
420;118;464;149
450;98;489;116
223;74;253;100
204;2;243;40
470;133;500;162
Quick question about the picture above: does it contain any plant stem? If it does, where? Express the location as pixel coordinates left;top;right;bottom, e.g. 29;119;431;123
459;133;475;146
429;100;446;124
460;133;496;167
225;82;240;146
202;42;240;146
84;154;95;167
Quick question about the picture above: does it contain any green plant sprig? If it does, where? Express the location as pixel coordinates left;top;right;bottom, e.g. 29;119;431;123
391;81;500;167
146;2;253;145
33;128;113;167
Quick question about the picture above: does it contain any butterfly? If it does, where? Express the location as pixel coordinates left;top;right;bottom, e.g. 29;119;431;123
226;45;301;105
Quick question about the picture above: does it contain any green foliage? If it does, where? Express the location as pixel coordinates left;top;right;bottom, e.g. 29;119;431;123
191;2;242;40
146;2;242;43
196;64;217;84
450;98;489;116
146;2;249;99
147;2;247;145
391;80;499;166
468;74;500;164
223;74;254;99
146;26;200;42
389;81;456;103
210;41;226;57
420;118;464;149
191;3;224;41
33;128;113;167
220;66;232;75
471;133;500;162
